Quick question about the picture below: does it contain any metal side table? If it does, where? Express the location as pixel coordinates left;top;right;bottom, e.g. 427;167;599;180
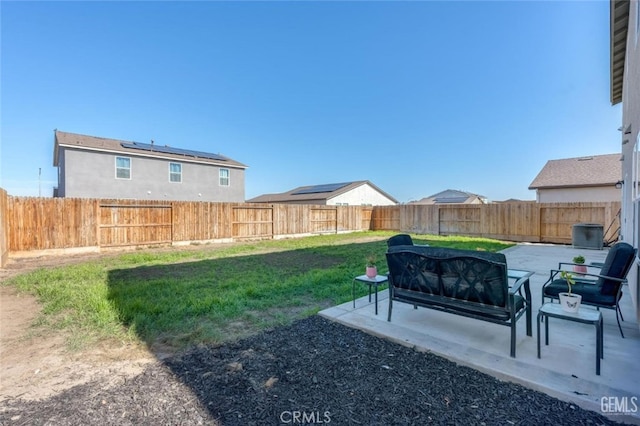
537;302;603;375
352;274;388;315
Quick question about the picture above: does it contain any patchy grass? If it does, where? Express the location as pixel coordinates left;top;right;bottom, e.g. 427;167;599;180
3;231;514;352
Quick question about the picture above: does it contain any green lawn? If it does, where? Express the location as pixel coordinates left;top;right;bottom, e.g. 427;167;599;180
2;231;514;352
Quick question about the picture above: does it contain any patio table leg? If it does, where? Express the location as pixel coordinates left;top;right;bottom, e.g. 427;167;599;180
537;311;542;358
596;316;603;375
374;285;378;315
352;279;355;308
545;315;549;346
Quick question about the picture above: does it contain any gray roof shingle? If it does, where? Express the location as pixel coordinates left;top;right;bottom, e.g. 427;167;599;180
53;130;247;168
528;154;621;189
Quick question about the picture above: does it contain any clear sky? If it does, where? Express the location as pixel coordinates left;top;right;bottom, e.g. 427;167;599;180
0;0;622;203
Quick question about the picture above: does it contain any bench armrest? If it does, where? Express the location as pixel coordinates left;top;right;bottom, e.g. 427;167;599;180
509;274;532;303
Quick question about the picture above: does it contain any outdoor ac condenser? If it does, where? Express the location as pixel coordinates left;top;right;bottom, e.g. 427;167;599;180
572;223;604;250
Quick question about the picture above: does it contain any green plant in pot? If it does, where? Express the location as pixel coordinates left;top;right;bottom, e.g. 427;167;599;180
572;255;587;275
559;270;582;313
365;254;378;279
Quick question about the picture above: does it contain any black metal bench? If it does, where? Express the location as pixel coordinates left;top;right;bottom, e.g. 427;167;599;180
386;245;532;357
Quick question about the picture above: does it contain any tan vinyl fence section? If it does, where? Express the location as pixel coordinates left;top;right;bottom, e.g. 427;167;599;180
1;194;620;259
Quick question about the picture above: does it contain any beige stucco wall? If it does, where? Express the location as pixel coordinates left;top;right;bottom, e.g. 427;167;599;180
619;0;640;323
536;186;621;203
329;184;396;206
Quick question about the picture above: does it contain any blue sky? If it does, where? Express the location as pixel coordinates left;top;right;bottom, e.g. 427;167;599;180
0;1;621;202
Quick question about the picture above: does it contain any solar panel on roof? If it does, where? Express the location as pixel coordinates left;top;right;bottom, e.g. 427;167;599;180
435;197;468;203
120;142;227;161
292;182;351;195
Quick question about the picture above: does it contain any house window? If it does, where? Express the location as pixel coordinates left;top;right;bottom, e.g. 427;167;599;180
219;168;230;186
169;162;182;183
116;157;131;179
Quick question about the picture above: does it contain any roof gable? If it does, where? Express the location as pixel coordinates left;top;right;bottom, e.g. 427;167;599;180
528;154;621;190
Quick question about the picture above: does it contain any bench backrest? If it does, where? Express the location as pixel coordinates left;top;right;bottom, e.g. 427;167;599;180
387;234;414;247
386;245;509;308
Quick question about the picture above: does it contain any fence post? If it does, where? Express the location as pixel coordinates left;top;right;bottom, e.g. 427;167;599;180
0;189;7;267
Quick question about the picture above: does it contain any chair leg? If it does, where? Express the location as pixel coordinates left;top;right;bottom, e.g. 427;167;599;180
617;304;625;322
615;304;625;338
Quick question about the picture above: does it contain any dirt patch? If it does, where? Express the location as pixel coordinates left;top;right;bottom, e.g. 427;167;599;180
0;285;154;402
0;250;163;402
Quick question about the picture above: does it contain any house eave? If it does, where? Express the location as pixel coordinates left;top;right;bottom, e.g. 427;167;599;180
528;183;619;190
57;142;248;170
610;0;629;105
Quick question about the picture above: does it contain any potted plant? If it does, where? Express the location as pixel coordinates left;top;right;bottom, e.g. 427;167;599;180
572;255;587;275
365;254;378;279
558;270;582;313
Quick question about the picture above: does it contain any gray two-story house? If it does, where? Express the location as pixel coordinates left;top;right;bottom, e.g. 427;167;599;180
53;130;247;202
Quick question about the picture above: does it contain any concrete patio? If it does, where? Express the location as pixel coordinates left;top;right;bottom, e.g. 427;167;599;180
319;243;640;424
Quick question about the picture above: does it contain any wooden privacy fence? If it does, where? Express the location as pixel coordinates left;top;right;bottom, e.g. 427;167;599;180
4;197;373;253
100;202;173;247
0;189;8;266
0;195;621;261
372;202;621;245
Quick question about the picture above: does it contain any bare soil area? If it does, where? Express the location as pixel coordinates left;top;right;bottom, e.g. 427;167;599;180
0;254;156;402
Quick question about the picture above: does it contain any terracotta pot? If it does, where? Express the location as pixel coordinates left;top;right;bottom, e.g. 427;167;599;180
366;266;377;278
573;264;587;275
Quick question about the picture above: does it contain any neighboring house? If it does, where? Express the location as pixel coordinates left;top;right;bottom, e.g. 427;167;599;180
53;130;247;202
410;189;487;205
528;154;622;203
610;0;639;324
247;181;398;206
494;199;535;203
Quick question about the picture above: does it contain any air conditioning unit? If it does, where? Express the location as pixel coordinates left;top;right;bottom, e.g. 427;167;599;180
572;223;604;250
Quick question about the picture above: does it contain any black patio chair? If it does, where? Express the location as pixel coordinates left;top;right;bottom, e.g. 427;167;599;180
387;234;414;247
541;241;636;337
